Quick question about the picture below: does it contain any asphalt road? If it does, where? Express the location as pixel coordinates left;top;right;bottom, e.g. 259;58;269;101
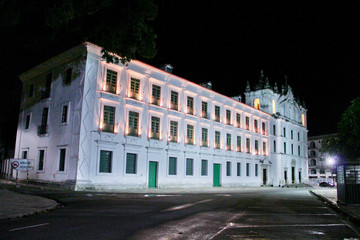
0;187;359;240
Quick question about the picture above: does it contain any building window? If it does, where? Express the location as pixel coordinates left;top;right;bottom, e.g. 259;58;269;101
215;106;220;122
236;136;242;152
273;140;277;153
215;131;221;149
22;150;27;159
291;130;294;140
38;107;48;135
298;146;301;156
65;68;73;85
246;163;250;176
151;85;161;105
310;150;316;157
201;128;208;147
310;159;316;166
99;150;112;173
255;164;258;177
310;169;317;174
226;110;231;125
201;101;208;119
254;119;258;133
25;114;31;129
226;161;231;176
169;157;177;175
187;96;194;115
186;124;194;145
59;148;66;172
201;159;208;176
298;132;300;141
255;140;259;155
170;91;178;110
150;116;160;139
42;73;52;99
246;138;250;153
105;69;117;94
126;153;137;174
310;142;316;148
320;169;325;174
263;142;267;155
186;158;193;176
170;121;178;142
273;125;276;136
291;144;294;155
61;105;68;123
245;116;250;130
254;98;260;110
236;113;241;128
128;111;139;136
38;149;45;171
237;162;241;176
262;122;266;135
283;128;286;137
103;106;115;133
130;77;140;99
226;133;231;151
284;142;287;154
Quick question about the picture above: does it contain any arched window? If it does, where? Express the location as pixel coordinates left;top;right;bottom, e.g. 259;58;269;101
272;100;276;114
310;159;316;166
310;142;316;148
302;114;305;126
310;169;316;174
254;98;260;110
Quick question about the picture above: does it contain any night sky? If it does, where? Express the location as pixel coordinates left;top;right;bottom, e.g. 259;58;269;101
1;1;359;151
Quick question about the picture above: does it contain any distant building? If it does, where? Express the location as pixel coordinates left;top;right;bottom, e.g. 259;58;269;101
13;42;308;190
308;134;337;184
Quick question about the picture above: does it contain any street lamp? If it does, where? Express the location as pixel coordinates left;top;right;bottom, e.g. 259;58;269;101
326;156;336;185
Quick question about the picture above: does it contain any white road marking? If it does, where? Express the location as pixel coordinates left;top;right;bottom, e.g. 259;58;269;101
209;213;245;240
228;223;347;228
9;223;50;232
162;198;214;212
144;194;181;197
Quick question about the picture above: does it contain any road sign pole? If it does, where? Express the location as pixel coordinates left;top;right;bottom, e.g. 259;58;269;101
16;170;19;188
26;170;29;182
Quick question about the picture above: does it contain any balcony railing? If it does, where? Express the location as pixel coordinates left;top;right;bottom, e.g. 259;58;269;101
201;141;209;147
169;135;178;143
102;123;115;133
128;128;139;137
170;102;178;111
214;143;221;149
105;85;116;94
201;111;209;119
129;91;140;100
236;146;241;152
187;107;194;115
151;97;160;106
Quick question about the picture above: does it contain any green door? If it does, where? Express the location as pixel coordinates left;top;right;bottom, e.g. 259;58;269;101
213;164;221;187
149;161;158;188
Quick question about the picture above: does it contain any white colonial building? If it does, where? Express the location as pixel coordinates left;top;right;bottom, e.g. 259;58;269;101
13;42;308;190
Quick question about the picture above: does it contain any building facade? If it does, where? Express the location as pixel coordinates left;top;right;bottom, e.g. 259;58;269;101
14;42;308;190
308;134;337;184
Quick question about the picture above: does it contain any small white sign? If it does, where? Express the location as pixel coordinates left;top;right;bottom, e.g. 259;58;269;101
10;159;34;171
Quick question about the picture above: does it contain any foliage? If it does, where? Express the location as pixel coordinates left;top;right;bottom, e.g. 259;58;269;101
322;97;360;162
0;0;158;64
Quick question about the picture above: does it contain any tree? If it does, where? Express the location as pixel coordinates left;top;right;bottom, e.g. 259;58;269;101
322;97;360;162
0;0;158;64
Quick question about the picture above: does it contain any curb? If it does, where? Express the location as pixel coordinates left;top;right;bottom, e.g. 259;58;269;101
309;190;360;227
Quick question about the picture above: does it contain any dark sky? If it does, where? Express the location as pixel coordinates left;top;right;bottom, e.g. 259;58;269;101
143;1;360;137
1;0;359;148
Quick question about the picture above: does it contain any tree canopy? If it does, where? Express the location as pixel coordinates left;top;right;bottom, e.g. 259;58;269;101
0;0;158;64
322;97;360;162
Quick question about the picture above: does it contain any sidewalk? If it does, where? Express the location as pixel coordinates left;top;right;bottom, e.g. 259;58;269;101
311;187;360;227
0;181;58;220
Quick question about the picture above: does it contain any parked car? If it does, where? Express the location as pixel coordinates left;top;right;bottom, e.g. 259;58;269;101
319;182;335;187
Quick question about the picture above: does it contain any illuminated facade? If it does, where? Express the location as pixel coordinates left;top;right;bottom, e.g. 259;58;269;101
244;71;308;185
14;43;306;190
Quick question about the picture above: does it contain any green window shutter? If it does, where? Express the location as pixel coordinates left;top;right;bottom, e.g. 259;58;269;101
226;161;231;176
201;102;208;118
59;148;66;171
103;106;115;132
126;153;137;174
226;133;231;149
61;105;68;123
151;116;160;139
237;162;241;176
246;138;250;153
237;136;241;151
226;110;231;124
152;85;161;105
201;159;208;176
130;78;140;93
128;111;139;136
246;163;250;176
187;125;194;144
170;91;178;110
170;121;178;142
202;128;208;146
215;106;220;121
99;150;112;173
246;116;250;130
187;96;194;114
236;113;241;127
106;70;117;94
186;158;193;175
169;157;177;175
263;142;267;154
